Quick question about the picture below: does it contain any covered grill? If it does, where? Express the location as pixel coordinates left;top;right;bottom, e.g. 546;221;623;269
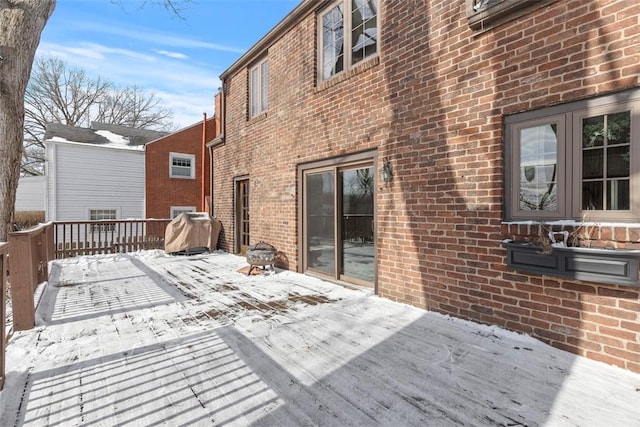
164;212;221;255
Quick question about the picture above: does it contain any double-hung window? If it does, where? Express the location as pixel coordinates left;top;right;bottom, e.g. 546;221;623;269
89;209;116;232
249;58;268;118
505;89;640;222
170;152;195;179
318;0;379;82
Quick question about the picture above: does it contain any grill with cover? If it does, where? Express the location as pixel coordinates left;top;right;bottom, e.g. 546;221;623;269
164;212;221;255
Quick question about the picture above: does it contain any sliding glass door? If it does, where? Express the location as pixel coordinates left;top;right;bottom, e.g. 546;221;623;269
305;170;336;275
340;166;374;283
303;162;375;287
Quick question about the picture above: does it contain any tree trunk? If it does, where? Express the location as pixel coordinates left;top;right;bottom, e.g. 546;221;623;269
0;0;55;241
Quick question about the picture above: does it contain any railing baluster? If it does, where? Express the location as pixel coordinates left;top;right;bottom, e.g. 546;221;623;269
110;219;115;253
52;219;171;259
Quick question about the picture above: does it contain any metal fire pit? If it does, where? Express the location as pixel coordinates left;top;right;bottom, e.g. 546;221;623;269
246;242;277;275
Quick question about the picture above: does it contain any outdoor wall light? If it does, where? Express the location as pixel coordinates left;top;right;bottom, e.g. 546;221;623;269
380;157;393;182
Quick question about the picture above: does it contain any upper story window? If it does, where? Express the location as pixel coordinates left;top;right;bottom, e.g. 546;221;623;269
318;0;378;82
504;89;640;222
170;152;195;179
249;58;268;118
466;0;555;32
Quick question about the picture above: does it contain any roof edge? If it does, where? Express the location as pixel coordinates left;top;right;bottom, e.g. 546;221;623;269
145;116;217;146
220;0;319;80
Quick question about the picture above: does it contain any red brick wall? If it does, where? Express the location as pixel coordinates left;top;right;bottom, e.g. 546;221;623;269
146;118;216;218
213;0;640;372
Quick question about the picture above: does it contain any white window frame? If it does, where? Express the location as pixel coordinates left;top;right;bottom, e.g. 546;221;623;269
317;0;379;82
170;206;196;218
169;152;195;179
88;208;118;232
505;89;640;222
249;58;268;118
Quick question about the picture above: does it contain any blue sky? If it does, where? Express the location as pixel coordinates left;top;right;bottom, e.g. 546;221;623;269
37;0;300;129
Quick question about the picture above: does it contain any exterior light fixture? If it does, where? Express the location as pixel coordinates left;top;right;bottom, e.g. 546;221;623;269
380;157;393;182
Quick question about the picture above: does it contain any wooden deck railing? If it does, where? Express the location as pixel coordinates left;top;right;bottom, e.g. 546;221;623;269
1;241;9;391
1;219;172;390
8;223;55;332
54;219;171;259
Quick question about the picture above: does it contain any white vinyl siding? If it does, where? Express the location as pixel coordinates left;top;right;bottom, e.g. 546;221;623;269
15;175;46;211
170;152;195;179
45;141;145;221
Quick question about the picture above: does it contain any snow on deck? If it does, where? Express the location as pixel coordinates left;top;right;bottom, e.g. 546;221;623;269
1;250;639;426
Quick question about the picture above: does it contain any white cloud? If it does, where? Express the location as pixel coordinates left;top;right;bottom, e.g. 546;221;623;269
158;90;219;131
154;49;188;59
38;42;156;67
73;21;247;54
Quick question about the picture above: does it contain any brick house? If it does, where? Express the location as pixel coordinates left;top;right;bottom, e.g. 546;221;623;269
210;0;640;372
145;114;218;219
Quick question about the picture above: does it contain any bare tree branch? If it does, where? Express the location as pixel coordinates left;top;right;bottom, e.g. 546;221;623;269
111;0;194;20
23;58;175;174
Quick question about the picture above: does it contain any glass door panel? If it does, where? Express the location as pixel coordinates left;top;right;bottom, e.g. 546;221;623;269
236;179;250;254
305;171;336;276
340;166;375;283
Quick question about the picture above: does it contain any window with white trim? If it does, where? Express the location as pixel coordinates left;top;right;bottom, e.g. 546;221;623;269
89;209;117;232
318;0;379;82
505;89;640;222
171;206;196;218
170;152;195;179
249;58;268;118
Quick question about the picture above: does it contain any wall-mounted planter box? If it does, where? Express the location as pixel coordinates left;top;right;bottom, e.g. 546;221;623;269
502;241;640;287
466;0;556;32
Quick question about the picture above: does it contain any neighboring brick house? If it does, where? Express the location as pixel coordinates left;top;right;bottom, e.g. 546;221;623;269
145;114;218;219
210;0;640;372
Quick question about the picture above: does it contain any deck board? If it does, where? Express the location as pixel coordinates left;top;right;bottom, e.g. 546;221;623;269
1;250;639;426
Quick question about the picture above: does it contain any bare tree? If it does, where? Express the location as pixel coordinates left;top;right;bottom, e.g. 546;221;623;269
22;57;111;174
0;0;187;242
94;84;173;130
22;58;174;175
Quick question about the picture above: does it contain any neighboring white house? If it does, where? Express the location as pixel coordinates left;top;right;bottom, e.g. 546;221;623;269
15;175;46;212
44;122;167;222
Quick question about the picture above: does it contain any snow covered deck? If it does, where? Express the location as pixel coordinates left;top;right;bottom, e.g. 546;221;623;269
1;250;639;426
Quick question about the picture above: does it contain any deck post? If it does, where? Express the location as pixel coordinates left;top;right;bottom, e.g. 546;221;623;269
0;243;9;391
8;233;37;331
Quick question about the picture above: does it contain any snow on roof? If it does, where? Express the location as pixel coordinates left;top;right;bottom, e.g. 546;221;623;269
43;122;167;151
94;129;130;146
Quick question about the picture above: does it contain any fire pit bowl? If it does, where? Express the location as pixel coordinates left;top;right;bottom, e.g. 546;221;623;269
246;242;277;275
